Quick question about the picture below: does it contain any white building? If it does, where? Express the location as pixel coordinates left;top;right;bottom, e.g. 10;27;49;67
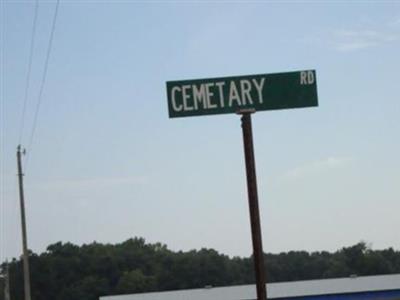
100;273;400;300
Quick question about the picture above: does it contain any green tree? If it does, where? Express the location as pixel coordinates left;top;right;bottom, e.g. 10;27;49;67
58;276;109;300
2;239;400;299
116;269;155;294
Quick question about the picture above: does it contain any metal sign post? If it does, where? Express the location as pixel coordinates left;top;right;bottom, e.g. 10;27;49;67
239;110;267;300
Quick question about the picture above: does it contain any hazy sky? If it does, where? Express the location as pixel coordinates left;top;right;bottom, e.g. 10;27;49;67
1;1;400;261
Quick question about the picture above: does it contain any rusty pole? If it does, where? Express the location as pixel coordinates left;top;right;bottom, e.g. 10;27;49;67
239;111;267;300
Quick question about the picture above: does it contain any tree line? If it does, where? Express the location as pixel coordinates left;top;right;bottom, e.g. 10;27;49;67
1;238;399;300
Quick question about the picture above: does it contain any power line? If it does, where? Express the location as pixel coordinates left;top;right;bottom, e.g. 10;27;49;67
25;0;61;168
18;0;39;145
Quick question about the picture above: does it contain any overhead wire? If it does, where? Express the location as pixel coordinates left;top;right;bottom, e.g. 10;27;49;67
18;0;39;146
24;0;61;169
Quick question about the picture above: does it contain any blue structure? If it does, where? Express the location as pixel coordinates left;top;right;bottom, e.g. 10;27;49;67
282;290;400;300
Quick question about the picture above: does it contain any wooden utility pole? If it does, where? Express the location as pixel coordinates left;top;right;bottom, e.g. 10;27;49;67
4;262;11;300
16;145;32;300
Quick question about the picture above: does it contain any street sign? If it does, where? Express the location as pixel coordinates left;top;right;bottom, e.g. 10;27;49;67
166;70;318;118
166;69;319;300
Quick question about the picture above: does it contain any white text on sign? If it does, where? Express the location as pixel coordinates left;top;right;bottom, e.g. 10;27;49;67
171;78;266;112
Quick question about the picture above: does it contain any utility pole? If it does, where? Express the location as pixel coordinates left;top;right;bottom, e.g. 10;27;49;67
4;262;11;300
16;145;31;300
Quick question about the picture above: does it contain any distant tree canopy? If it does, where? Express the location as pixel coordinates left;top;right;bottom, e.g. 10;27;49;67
1;239;399;300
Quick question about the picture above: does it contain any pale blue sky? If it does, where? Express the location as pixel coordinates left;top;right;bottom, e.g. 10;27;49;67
1;1;400;261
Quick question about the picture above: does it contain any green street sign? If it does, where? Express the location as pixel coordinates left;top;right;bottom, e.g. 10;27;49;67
166;70;318;118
